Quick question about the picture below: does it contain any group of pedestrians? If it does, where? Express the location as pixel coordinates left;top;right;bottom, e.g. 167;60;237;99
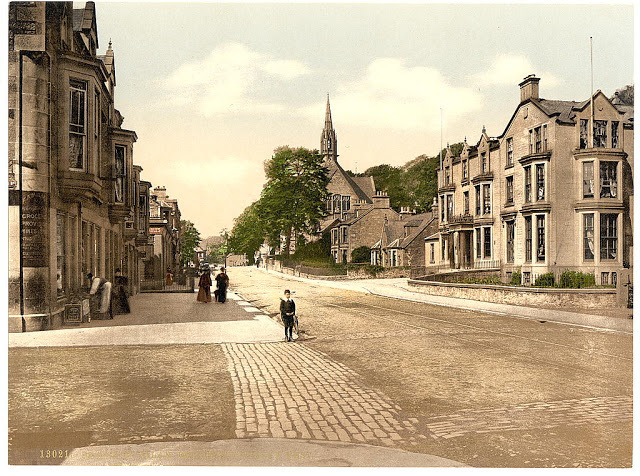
197;266;230;303
85;268;130;320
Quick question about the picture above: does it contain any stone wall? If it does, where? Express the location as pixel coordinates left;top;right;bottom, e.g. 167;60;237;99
407;279;617;310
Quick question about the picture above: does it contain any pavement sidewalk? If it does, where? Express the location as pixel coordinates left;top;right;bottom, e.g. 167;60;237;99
257;267;633;334
61;438;467;467
8;291;286;348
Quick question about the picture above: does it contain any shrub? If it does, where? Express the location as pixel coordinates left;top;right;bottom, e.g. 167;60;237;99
510;269;522;286
559;270;596;288
364;265;384;277
461;276;503;285
291;232;331;261
351;246;371;263
534;272;555;287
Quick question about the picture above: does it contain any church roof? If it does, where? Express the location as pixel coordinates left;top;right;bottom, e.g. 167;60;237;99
326;159;374;203
351;176;376;199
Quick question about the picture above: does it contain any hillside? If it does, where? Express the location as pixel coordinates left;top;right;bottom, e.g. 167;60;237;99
345;142;463;213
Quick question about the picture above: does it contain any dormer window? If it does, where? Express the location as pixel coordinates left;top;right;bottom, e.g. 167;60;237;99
594;120;607;148
579;119;589;149
462;160;468;179
481;153;487;173
445;166;451;185
612;121;619;148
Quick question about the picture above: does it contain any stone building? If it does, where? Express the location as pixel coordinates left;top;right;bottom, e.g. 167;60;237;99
146;186;182;283
434;75;634;286
8;2;151;331
319;96;377;236
371;209;438;269
330;192;399;263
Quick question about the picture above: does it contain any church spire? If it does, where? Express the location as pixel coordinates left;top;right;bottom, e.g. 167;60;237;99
320;94;338;162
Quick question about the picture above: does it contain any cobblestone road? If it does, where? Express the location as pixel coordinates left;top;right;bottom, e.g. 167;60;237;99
223;342;424;448
223;341;632;452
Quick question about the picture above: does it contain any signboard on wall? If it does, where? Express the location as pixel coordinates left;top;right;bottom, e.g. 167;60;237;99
149;227;163;234
21;191;48;267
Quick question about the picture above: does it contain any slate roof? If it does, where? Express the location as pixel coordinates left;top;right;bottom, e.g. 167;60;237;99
326;160;373;203
531;98;588;125
352;176;376;199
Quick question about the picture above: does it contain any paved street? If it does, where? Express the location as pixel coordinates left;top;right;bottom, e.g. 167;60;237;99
8;267;633;467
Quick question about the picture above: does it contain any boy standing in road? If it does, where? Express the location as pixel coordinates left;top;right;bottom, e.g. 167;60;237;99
280;289;296;342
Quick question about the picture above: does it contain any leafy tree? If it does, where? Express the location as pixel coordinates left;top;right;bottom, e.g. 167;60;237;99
351;246;371;263
612;85;633;106
208;229;229;264
180;220;201;266
260;146;330;255
228;202;265;261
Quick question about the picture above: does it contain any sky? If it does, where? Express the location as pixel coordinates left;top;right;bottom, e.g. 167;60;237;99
89;1;634;237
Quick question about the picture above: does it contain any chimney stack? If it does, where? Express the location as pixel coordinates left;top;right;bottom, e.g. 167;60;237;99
519;74;540;103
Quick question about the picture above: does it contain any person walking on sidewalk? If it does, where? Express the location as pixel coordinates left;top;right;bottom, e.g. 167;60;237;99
197;269;212;303
113;268;130;314
280;289;296;342
215;267;230;303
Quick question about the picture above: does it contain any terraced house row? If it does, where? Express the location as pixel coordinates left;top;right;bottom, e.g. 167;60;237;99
433;75;633;285
8;2;183;332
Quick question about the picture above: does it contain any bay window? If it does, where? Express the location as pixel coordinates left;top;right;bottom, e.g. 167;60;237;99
583;162;594;198
536;215;545;262
583;213;594;260
524;166;532;203
536;164;545;201
69;79;87;170
600;214;618;260
599;161;618;198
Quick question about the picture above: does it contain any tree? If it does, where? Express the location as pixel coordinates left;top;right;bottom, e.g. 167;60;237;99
228;202;265;261
351;246;371;263
208;229;230;265
260;146;330;255
180;220;201;266
612;85;633;106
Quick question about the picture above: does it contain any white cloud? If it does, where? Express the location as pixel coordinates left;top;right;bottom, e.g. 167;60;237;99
300;58;483;131
472;53;562;88
263;60;311;80
163;42;311;116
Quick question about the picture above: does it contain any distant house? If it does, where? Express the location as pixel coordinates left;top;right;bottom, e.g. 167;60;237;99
371;209;438;268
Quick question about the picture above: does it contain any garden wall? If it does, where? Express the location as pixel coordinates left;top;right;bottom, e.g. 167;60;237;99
407;279;617;310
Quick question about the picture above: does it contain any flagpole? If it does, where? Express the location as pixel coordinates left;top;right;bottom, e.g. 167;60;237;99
590;36;594;148
439;108;443;188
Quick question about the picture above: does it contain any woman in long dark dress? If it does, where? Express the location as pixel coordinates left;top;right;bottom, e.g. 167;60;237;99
215;267;229;303
197;270;212;303
113;268;130;314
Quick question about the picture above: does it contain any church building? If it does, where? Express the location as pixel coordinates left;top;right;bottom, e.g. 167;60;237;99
319;95;377;235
